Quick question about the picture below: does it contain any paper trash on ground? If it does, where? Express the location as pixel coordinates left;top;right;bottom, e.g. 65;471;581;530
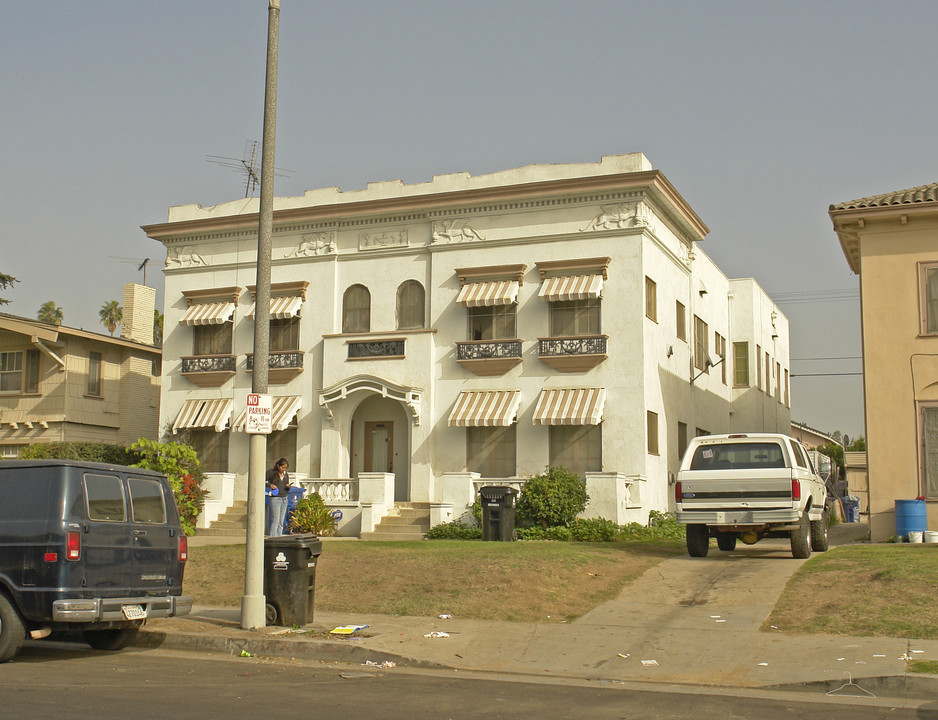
331;624;369;635
641;659;658;666
425;631;450;638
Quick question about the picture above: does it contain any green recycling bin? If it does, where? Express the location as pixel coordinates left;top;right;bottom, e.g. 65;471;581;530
264;533;322;626
479;486;518;541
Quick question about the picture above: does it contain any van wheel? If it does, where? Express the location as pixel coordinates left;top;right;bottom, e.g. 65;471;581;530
810;514;830;552
0;594;27;663
686;524;710;557
716;533;737;551
790;512;812;559
266;603;279;626
82;627;139;651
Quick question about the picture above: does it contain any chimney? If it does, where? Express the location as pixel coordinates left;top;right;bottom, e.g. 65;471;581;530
121;283;156;345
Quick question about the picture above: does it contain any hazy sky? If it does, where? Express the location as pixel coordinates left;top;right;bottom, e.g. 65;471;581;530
4;1;936;439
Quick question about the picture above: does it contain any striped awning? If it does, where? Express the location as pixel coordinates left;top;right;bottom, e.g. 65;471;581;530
233;396;302;432
456;281;519;307
538;275;603;302
448;390;521;427
172;398;234;433
247;296;303;320
179;302;235;326
533;388;606;425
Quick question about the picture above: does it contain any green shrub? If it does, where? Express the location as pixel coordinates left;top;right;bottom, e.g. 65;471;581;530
569;517;619;542
287;493;337;536
621;510;685;541
516;525;572;541
516;466;589;529
128;438;206;535
425;521;483;540
17;441;134;465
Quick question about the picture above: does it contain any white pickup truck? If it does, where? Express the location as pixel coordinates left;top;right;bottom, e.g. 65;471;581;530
675;433;828;558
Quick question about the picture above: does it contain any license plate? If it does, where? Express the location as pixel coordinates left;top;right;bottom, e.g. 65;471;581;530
122;604;148;620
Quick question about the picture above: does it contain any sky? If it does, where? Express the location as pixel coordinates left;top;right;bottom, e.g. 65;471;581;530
4;0;937;440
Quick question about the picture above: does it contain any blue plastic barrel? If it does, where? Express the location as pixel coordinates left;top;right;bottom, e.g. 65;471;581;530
895;499;927;539
842;496;860;523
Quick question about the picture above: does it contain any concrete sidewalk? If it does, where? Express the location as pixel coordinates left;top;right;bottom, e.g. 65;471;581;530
141;523;938;701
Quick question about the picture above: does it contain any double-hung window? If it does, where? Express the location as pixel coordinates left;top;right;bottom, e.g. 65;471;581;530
920;262;938;335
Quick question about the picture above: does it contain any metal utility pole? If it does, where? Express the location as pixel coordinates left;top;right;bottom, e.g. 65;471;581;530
241;0;280;630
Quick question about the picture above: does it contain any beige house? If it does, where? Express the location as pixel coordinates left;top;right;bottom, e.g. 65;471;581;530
0;284;160;456
790;421;835;450
144;154;791;537
831;183;938;540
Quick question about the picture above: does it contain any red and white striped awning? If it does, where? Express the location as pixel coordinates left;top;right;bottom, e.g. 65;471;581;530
179;302;235;326
538;275;603;302
247;296;303;320
456;281;519;307
448;390;521;427
172;398;234;433
232;396;302;432
532;388;606;425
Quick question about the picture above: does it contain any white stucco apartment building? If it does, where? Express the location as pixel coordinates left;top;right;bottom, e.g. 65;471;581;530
143;153;790;536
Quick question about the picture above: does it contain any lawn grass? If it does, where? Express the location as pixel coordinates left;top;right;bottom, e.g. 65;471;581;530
764;545;938;639
183;539;684;622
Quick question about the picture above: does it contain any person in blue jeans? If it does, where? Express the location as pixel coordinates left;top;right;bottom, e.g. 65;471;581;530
266;458;292;536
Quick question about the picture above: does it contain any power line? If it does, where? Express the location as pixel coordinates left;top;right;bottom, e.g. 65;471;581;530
791;355;861;361
791;372;863;377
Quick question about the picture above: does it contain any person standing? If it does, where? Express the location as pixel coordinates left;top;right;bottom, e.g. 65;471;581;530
266;458;292;536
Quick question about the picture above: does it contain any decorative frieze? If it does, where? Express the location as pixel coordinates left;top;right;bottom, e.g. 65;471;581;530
359;229;408;250
285;232;336;257
581;201;652;232
431;219;486;244
165;246;207;268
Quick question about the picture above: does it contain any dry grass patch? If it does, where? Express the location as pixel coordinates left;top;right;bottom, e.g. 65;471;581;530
765;544;938;639
183;540;682;622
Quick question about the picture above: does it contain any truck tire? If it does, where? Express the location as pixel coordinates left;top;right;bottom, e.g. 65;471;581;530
82;627;139;651
0;594;27;663
686;524;710;557
790;512;812;559
810;513;829;552
716;533;737;551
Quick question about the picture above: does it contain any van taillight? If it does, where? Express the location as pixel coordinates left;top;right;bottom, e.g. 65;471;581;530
791;479;801;501
178;536;188;563
66;532;81;561
675;481;683;504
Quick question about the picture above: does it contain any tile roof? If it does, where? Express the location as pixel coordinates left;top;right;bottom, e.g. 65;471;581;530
830;183;938;211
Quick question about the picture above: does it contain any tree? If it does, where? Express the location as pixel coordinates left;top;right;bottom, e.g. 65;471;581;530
817;441;845;474
37;300;63;325
128;438;206;535
153;309;164;346
847;436;866;452
0;271;17;306
99;300;122;336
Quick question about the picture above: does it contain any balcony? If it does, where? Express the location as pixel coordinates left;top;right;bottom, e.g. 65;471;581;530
455;339;523;376
181;355;236;387
538;335;608;372
347;339;405;360
246;350;304;384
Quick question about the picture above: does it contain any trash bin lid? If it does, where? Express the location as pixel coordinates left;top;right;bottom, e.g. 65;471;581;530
264;533;323;554
479;485;517;499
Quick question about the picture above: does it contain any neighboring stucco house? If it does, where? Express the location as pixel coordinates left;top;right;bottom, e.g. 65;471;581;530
830;182;938;540
790;421;836;450
0;284;160;456
143;153;791;536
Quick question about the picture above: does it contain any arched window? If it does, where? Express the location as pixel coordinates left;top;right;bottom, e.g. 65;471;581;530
396;280;425;330
342;284;371;333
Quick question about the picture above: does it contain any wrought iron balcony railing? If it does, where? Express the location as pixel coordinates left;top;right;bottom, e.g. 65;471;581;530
456;340;523;361
181;355;237;373
347;339;405;359
246;351;304;370
538;336;607;356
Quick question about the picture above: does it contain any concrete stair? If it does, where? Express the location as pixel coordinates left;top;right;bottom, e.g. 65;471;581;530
195;500;247;539
360;502;431;541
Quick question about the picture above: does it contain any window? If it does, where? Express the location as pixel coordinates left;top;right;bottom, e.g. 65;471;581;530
784;369;790;407
270;316;300;351
129;478;167;524
689;441;784;470
733;342;749;386
756;344;762;388
693;316;709;371
185;430;230;473
266;428;297;471
87;352;102;396
695;427;710;437
715;333;727;384
468;305;516;340
549;425;602;477
678;422;688;460
467;426;516;478
194;323;232;355
84;473;125;522
765;351;771;396
647;411;659;454
24;350;40;393
342;284;371;333
920;262;938;335
921;404;938;498
549;299;600;336
676;301;686;341
396;280;426;330
788;440;808;469
1;445;20;458
645;277;657;322
776;361;781;402
0;351;23;392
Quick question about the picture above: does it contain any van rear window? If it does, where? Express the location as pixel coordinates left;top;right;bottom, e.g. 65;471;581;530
129;478;166;524
690;442;786;471
84;473;126;522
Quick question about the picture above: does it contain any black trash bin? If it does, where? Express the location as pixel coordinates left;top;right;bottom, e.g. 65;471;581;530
263;533;322;626
479;486;518;541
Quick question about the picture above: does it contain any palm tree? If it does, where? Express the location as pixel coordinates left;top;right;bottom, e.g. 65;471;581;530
99;300;122;336
37;300;63;325
0;271;16;306
153;309;164;346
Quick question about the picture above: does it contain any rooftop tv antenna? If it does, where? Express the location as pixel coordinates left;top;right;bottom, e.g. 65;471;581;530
206;140;293;198
109;256;151;285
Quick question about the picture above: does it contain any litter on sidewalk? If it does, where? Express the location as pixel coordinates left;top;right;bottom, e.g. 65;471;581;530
438;614;453;619
331;624;369;635
641;659;658;667
363;660;396;668
425;631;450;638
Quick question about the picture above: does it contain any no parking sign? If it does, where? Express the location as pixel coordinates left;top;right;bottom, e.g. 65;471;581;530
245;393;272;434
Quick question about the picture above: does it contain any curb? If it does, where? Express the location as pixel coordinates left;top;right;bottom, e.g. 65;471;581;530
770;674;938;701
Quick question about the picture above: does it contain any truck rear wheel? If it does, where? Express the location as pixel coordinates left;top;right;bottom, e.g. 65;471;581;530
810;513;829;552
686;524;710;557
82;627;139;651
716;533;737;551
790;512;812;559
0;594;27;663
